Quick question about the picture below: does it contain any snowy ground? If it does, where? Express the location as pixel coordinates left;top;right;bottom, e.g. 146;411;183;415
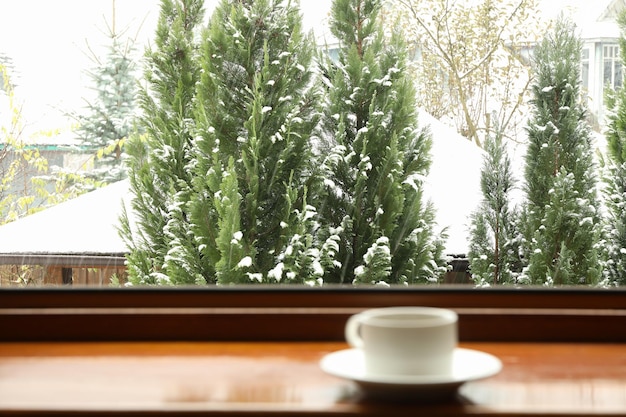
419;109;485;256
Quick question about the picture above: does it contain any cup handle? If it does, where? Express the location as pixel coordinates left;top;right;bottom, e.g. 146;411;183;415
345;314;364;348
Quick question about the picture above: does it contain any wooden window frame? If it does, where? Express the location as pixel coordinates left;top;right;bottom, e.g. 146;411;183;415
1;286;625;343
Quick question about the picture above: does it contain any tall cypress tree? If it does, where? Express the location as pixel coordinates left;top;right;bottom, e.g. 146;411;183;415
468;127;520;285
120;0;205;285
520;16;601;286
186;0;326;285
603;9;626;286
318;0;445;285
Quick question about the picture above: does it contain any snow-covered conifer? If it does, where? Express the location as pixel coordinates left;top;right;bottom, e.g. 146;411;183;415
188;0;324;284
318;0;446;285
120;0;205;284
520;16;601;285
602;8;626;286
73;30;139;183
468;127;520;285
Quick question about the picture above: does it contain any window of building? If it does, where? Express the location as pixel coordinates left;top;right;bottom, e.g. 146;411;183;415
604;43;622;90
581;47;590;91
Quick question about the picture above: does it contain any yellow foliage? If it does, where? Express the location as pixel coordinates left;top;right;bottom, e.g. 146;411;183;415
385;0;544;146
0;64;102;225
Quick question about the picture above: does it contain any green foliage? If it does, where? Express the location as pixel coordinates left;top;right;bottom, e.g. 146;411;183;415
120;0;447;286
120;0;205;285
189;0;323;285
123;0;327;285
212;157;247;284
603;161;626;286
72;30;140;184
605;88;626;166
602;8;626;286
525;170;602;285
468;128;520;285
520;16;602;286
318;0;446;285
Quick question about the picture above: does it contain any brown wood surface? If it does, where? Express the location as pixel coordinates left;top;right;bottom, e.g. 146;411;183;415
4;306;626;343
2;287;626;343
3;287;626;310
0;341;625;416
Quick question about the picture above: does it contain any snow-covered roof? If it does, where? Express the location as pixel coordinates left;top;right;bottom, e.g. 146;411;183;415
0;111;483;261
598;0;626;22
568;0;623;40
0;179;130;257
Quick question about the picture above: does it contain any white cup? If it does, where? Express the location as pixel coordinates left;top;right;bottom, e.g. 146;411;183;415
345;306;458;376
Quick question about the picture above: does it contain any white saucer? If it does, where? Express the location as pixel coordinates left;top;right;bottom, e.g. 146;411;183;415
320;348;502;401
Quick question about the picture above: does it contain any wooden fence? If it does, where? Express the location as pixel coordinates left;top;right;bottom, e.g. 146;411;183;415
1;266;467;287
45;266;128;286
0;255;128;287
0;265;127;287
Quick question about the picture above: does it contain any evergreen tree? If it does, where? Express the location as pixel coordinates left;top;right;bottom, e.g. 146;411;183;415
122;0;327;285
602;161;626;286
73;30;139;183
520;17;602;286
602;9;626;286
188;0;325;285
120;0;205;285
318;0;445;285
468;127;520;285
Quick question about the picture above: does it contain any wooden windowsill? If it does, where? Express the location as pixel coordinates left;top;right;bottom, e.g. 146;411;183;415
1;287;625;415
2;287;626;343
1;341;625;416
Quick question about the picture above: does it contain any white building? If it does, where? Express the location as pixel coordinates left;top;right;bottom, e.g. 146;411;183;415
577;0;626;126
